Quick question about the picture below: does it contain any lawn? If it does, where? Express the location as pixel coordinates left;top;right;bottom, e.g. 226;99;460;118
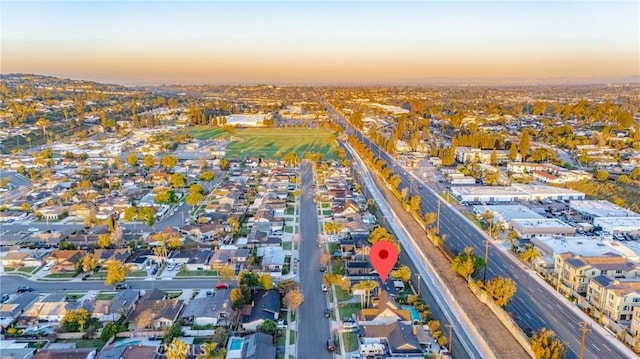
97;293;116;300
289;330;296;345
463;211;488;230
286;205;295;215
166;291;183;299
188;127;226;140
284;226;294;233
334;287;352;302
276;331;286;346
43;272;77;279
342;332;360;352
176;270;219;277
282;242;292;250
338;303;361;321
331;258;345;275
191;127;338;159
3;267;16;272
17;266;38;274
126;270;147;278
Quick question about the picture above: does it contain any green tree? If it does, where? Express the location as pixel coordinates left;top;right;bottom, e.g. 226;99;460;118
520;244;542;266
520;129;531;159
170;173;187;188
257;319;277;334
530;328;566;359
324;222;343;235
451;247;483;280
61;308;90;332
123;206;137;222
185;191;203;210
219;158;230;170
259;273;273;290
96;233;112;249
161;155;178;170
143;154;155;168
277;279;300;295
283;289;304;310
424;212;437;230
390;265;411;283
200;170;215;191
189;184;204;194
485;276;517;307
352;280;379;308
508;143;519;161
81;253;98;273
409;195;421;213
219;265;235;284
104;259;126;286
166;338;189;359
127;152;138;167
596;170;609;182
230;287;246;309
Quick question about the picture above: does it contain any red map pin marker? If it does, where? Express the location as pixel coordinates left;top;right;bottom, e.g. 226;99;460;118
370;241;399;283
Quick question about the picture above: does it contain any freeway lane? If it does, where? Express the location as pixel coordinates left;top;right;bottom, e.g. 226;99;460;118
296;161;333;359
324;103;633;359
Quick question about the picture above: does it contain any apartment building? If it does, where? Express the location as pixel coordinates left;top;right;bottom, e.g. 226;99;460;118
555;253;640;295
587;275;640;323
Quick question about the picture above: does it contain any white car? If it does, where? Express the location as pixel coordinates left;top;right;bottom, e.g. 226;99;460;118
321;285;328;292
27;227;39;232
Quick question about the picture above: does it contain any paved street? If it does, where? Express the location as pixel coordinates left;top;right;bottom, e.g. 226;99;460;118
327;102;634;359
296;161;334;359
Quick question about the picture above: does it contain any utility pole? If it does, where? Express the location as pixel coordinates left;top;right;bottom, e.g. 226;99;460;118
483;240;490;283
416;273;421;296
446;324;453;355
436;198;441;234
578;321;591;359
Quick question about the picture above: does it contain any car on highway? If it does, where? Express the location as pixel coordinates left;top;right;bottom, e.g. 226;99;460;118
1;294;10;303
17;286;33;293
215;283;228;290
321;285;328;292
27;227;39;232
115;283;129;290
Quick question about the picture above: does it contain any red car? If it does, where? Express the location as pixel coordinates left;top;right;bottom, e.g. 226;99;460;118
215;283;228;289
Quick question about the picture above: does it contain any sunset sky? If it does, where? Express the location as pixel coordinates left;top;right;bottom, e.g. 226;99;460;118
2;1;638;85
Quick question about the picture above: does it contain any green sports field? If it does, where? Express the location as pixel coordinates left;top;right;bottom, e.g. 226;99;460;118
189;127;338;159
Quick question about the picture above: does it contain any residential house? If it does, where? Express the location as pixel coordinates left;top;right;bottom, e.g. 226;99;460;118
555;253;640;296
357;292;412;325
91;248;130;265
97;344;159;359
37;205;66;220
46;249;87;273
346;261;375;277
33;348;96;359
242;290;281;331
127;297;183;332
124;249;154;271
169;248;212;271
21;294;80;323
226;332;276;359
209;246;250;270
82;289;140;322
258;247;285;273
586;275;640;323
631;306;640;337
0;340;35;359
360;321;431;357
0;293;39;327
0;250;46;268
181;289;232;326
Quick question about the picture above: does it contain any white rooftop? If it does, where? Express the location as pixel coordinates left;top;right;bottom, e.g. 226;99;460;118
473;204;544;223
569;200;639;218
531;236;636;260
511;218;574;229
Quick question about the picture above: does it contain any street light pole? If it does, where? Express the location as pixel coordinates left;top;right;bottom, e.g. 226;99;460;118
578;322;591;359
416;273;421;296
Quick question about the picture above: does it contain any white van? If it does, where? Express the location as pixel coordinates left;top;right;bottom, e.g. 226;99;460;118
44;261;55;271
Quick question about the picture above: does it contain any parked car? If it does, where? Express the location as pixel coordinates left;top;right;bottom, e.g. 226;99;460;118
277;320;287;329
1;294;10;303
115;283;129;290
27;227;39;232
326;339;335;352
321;285;328;292
215;283;229;290
319;266;326;272
151;267;159;275
17;286;33;293
324;309;330;318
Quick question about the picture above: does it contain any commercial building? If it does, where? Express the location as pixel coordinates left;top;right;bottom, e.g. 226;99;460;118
473;204;544;229
569;200;639;222
510;219;576;239
451;184;584;204
593;217;640;235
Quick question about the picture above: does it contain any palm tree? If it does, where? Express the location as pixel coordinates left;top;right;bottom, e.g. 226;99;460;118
36;117;49;145
505;230;519;251
352;280;379;309
520;244;542;267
